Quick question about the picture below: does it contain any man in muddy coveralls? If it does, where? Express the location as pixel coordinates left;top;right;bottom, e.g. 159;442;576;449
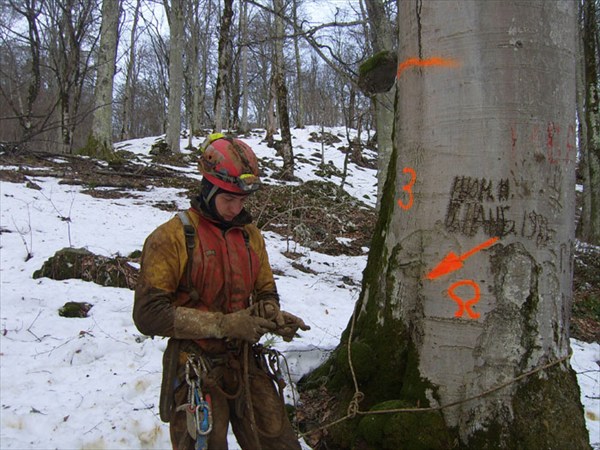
133;134;309;450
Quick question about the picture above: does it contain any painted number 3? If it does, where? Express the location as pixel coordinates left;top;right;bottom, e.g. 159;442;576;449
398;167;416;210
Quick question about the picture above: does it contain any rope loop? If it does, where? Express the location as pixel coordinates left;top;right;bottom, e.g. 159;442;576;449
347;391;365;418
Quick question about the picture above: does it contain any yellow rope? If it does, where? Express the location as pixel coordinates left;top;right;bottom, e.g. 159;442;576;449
300;306;574;438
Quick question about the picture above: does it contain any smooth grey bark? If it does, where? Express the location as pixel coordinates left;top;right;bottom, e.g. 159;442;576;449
303;1;590;448
90;0;121;154
390;1;585;443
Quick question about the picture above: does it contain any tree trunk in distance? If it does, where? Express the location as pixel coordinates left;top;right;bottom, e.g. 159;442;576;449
119;0;140;141
362;0;396;211
292;0;304;128
165;0;184;153
240;0;250;133
579;0;600;244
300;1;590;449
91;0;120;155
273;0;294;179
214;0;234;132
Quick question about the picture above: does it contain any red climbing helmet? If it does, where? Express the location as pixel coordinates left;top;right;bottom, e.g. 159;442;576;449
198;133;261;194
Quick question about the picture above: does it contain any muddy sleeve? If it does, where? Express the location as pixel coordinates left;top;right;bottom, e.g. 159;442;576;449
133;219;187;337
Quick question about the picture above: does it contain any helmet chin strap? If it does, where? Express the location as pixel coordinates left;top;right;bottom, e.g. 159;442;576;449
205;183;220;205
202;182;235;224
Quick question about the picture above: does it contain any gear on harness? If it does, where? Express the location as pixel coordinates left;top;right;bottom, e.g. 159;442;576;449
254;344;287;395
177;356;213;450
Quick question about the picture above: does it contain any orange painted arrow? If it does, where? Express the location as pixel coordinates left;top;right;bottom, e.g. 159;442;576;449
426;237;499;280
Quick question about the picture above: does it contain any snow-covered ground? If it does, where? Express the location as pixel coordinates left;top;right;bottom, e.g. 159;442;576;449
1;127;598;449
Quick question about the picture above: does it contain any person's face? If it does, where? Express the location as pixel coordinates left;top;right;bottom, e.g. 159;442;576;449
214;192;249;221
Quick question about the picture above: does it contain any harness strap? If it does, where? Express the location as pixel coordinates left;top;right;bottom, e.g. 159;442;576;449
177;211;200;303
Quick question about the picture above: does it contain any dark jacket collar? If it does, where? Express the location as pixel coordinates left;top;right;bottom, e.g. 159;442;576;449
190;195;252;230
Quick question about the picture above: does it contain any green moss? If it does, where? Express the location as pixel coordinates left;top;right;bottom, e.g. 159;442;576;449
511;364;590;449
357;400;451;450
333;341;378;385
466;364;590;449
399;341;436;405
128;249;142;259
79;135;120;162
359;50;395;77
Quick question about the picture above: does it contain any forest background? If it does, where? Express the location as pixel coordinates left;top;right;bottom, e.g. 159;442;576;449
0;0;598;242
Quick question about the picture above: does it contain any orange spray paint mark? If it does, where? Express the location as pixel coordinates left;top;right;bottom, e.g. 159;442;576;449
396;57;459;78
447;279;481;319
397;167;416;210
426;237;499;280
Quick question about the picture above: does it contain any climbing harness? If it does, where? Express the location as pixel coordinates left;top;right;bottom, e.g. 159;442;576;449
177;355;213;450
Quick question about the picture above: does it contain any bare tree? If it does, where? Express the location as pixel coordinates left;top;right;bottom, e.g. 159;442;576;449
301;2;589;448
1;0;99;152
578;0;600;244
119;0;141;141
239;0;250;133
184;0;201;147
1;0;43;144
272;0;294;179
213;0;234;132
164;0;184;153
89;0;121;155
291;0;303;128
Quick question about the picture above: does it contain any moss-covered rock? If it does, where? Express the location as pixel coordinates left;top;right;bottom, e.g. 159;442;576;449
58;301;93;318
33;247;138;289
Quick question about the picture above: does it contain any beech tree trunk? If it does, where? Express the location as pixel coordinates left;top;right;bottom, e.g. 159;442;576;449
301;2;590;449
165;0;185;153
90;0;120;154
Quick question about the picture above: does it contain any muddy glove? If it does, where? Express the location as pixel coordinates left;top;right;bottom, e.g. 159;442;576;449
221;308;277;343
174;307;276;343
275;311;311;342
